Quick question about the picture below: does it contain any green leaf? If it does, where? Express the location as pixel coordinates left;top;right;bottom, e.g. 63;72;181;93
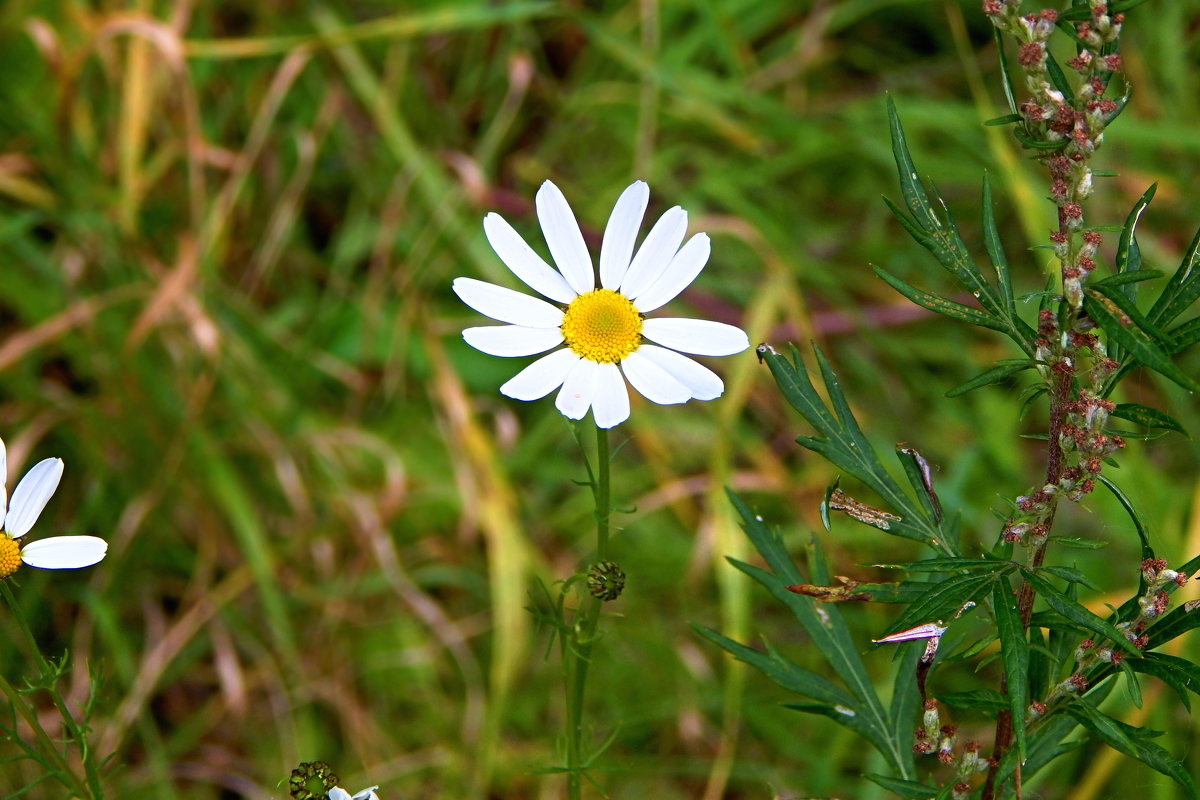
721;493;916;777
937;688;1008;711
874;558;1013;574
880;572;994;640
864;774;940;800
758;346;946;549
984;113;1022;126
1065;701;1198;799
1022;570;1139;654
874;265;1007;332
1013;125;1069;152
1089;269;1163;289
1036;565;1099;590
1096;475;1153;563
1111;403;1187;434
1115;183;1156;304
884;98;1020;341
993;577;1029;758
1047;536;1109;550
1084;289;1200;393
981;172;1018;323
1043;49;1074;101
945;360;1034;398
1149;224;1200;328
992;27;1018;118
695;626;855;707
1128;652;1200;710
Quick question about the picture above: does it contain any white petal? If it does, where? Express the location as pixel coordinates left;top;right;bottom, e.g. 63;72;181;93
536;180;594;295
452;278;563;328
20;536;107;569
0;437;7;529
641;318;750;356
632;233;711;312
591;363;630;428
351;788;380;800
636;345;724;400
500;349;580;400
620;350;692;405
599;181;649;290
463;325;563;357
619;206;687;299
5;458;63;538
327;790;352;800
482;213;576;304
555;358;600;420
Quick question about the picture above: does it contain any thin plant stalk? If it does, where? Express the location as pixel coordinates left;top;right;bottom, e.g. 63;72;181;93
564;425;610;799
0;581;105;800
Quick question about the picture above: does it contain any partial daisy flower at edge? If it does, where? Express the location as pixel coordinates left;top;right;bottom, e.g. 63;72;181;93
453;179;749;428
0;438;108;577
328;787;380;800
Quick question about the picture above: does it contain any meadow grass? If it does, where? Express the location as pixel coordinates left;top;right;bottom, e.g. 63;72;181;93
0;0;1197;797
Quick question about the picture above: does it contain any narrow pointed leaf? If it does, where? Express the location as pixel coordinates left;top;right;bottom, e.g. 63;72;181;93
1084;290;1200;393
982;172;1017;321
993;578;1029;758
1064;702;1198;799
945;361;1034;397
1022;570;1139;654
1111;403;1187;434
874;267;1007;332
864;774;940;799
880;572;993;640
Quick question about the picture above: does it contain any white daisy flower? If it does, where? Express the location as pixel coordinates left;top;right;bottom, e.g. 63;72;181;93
453;180;749;428
328;787;379;800
0;438;108;577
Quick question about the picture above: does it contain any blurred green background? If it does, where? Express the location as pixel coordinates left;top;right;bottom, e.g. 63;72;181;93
0;0;1197;797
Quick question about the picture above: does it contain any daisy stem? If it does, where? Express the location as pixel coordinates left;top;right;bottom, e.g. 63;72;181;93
0;581;106;799
565;425;611;799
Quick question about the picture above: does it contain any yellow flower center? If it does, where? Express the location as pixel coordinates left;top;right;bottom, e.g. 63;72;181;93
0;536;22;579
560;289;643;363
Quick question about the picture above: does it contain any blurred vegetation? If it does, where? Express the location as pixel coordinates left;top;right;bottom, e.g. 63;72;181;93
0;0;1197;797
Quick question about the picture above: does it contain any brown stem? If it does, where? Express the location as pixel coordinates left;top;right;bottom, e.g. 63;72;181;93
982;338;1075;800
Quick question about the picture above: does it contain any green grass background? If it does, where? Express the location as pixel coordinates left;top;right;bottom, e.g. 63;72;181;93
0;0;1197;797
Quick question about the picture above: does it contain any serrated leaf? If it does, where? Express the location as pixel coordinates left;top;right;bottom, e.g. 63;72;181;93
874;266;1007;332
1065;702;1198;799
1022;570;1139;654
1111;403;1187;434
993;578;1029;758
1084;289;1200;393
864;773;940;799
946;361;1034;398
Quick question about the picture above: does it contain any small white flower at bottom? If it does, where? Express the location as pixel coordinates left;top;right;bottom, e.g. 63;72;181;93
328;787;380;800
453;179;749;428
0;438;107;578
